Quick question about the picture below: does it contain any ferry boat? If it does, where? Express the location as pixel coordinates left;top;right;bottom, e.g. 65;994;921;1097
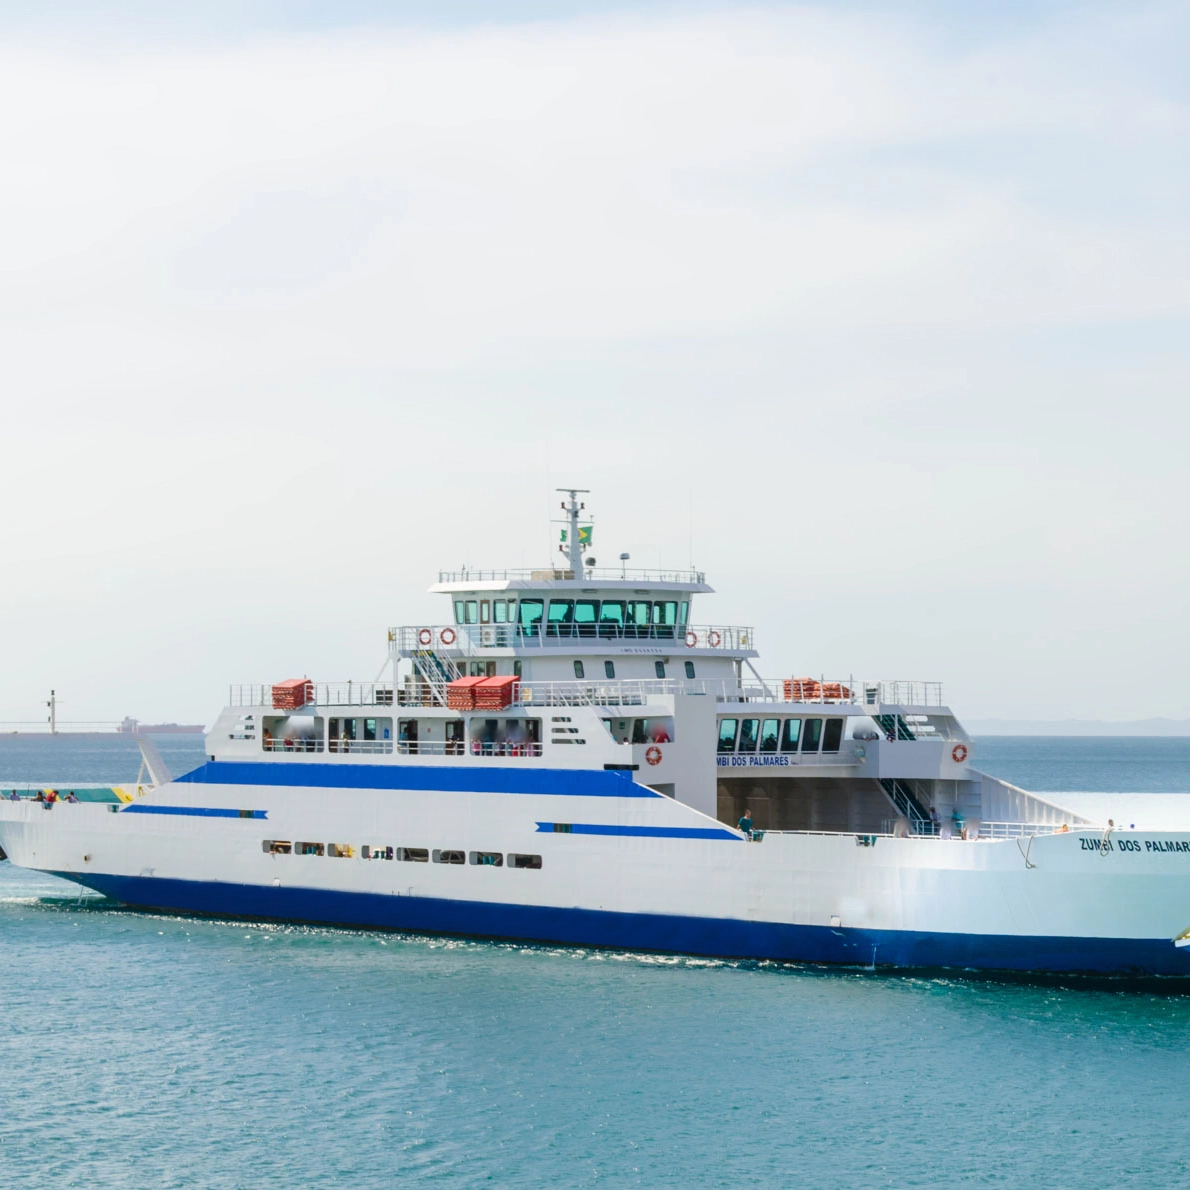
3;492;1189;976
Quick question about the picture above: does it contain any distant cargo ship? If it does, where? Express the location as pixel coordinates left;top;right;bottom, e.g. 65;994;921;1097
117;718;205;735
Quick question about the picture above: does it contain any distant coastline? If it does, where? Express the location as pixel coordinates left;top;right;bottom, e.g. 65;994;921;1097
969;718;1190;737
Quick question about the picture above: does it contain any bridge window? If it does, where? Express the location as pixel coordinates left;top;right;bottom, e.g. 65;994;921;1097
574;600;599;635
822;719;844;753
454;600;465;624
760;719;780;753
546;600;574;636
655;661;666;679
718;719;739;753
604;661;616;679
599;601;624;635
802;718;823;752
653;602;678;638
480;600;490;624
493;600;509;623
780;719;800;753
574;660;585;679
519;599;544;634
685;661;696;679
680;601;689;626
738;719;759;753
628;601;651;637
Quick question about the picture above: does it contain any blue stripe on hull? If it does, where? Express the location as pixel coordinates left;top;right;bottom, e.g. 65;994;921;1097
55;873;1190;977
174;762;657;797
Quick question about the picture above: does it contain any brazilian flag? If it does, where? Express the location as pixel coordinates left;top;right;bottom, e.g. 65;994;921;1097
560;526;594;547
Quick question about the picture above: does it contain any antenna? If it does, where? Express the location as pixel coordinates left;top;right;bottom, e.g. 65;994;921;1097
555;488;590;579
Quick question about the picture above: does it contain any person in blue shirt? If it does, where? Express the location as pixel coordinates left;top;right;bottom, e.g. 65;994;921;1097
737;808;753;838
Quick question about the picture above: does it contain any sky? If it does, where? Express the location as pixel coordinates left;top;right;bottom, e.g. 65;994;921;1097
1;1;1187;727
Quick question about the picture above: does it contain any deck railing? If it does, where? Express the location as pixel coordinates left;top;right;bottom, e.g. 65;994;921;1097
436;567;706;585
390;624;756;653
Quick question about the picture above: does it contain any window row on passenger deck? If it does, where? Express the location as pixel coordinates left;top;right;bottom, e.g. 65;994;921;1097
717;716;846;755
453;597;689;638
262;840;542;868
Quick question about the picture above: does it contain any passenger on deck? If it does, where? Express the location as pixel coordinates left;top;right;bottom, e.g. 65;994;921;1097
65;792;80;803
34;791;46;803
7;790;18;801
737;808;753;839
929;806;940;834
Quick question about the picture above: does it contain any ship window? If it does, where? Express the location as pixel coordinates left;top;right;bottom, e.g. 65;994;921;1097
604;660;616;679
327;843;353;858
432;849;466;865
574;660;585;679
494;600;509;624
655;661;666;679
738;718;759;753
397;847;428;862
599;600;624;633
680;601;689;626
780;719;800;753
546;600;574;636
296;842;325;857
822;718;844;753
464;600;478;624
509;853;543;869
263;840;292;854
469;851;504;866
363;718;377;742
574;600;599;636
552;823;573;833
685;661;695;679
454;600;465;625
653;602;678;639
519;600;544;632
480;600;490;624
802;718;823;752
718;719;739;753
513;660;522;679
760;719;780;753
627;601;651;637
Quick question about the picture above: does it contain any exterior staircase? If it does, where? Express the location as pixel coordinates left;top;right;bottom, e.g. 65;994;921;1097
879;778;933;834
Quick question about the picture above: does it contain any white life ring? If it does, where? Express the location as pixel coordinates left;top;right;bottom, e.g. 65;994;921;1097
417;628;432;646
952;743;969;763
708;630;721;648
439;627;457;646
685;630;697;648
645;745;663;766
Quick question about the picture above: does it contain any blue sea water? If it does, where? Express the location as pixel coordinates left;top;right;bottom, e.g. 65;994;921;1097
2;735;1190;1189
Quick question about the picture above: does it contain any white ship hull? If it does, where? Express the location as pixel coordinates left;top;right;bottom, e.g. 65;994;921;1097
4;762;1189;976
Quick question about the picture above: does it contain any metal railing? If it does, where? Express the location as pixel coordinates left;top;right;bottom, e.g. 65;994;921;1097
518;678;727;707
390;624;756;653
230;683;396;708
436;567;706;585
396;741;543;758
733;679;944;708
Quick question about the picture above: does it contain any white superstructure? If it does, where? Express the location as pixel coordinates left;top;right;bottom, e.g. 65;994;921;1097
3;492;1190;976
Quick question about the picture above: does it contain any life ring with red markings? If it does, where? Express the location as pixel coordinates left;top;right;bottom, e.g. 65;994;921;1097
417;628;432;646
439;627;457;646
952;743;968;763
645;745;663;766
708;630;721;648
685;630;698;648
